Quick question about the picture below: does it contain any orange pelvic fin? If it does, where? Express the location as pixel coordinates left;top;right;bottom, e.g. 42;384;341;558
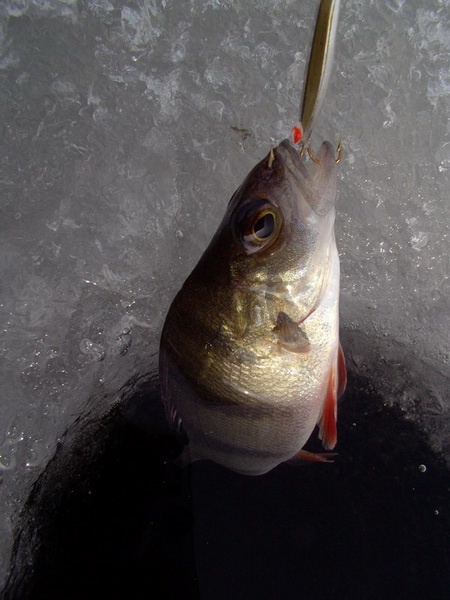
318;363;338;450
287;449;337;464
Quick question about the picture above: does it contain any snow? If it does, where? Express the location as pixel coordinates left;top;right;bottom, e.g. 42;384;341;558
0;0;449;588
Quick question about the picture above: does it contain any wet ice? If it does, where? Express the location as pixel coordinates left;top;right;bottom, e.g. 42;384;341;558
0;0;449;589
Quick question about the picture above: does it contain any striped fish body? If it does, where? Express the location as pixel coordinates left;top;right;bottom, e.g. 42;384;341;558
160;140;345;476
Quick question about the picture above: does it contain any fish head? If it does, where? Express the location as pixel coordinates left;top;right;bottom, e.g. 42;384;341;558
194;138;339;320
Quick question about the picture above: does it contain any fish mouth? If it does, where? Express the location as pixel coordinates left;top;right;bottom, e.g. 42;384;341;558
274;139;312;202
275;139;304;172
273;138;317;220
275;138;337;218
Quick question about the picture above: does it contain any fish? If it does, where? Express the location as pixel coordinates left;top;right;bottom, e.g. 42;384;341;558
159;0;346;476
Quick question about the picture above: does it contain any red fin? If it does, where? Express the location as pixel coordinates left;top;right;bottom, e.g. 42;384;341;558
287;449;337;464
318;365;338;450
337;343;347;399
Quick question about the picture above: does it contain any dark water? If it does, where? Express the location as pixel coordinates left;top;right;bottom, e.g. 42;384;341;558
3;368;450;600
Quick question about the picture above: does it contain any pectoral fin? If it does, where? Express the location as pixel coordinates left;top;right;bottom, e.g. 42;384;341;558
273;311;310;353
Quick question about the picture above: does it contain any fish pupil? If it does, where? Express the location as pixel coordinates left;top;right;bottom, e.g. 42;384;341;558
253;212;275;239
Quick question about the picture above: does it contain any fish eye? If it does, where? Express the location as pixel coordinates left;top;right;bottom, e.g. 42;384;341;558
236;204;281;253
252;211;275;241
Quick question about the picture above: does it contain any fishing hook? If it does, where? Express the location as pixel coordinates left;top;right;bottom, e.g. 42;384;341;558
305;138;342;164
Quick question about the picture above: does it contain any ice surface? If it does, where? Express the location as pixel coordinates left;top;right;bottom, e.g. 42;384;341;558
0;0;449;588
